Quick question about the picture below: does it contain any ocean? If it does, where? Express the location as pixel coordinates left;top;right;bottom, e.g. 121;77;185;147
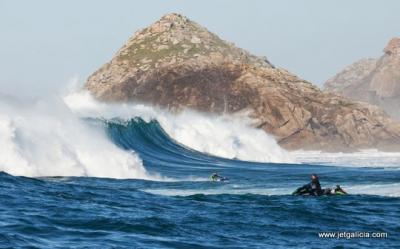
0;91;399;248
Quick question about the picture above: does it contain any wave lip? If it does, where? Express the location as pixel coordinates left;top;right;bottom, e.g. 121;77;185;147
65;90;293;164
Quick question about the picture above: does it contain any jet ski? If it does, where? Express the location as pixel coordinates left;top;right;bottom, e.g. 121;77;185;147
213;176;229;182
292;185;347;196
210;173;229;182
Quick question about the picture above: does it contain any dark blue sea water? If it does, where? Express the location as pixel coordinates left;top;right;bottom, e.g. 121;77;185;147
1;119;399;248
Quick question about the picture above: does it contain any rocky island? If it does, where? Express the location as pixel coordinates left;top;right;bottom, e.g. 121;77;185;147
85;13;400;151
325;38;400;119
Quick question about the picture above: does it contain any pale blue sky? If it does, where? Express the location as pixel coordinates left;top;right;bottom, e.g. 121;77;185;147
0;0;399;97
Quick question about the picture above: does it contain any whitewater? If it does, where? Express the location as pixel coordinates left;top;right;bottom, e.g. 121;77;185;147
0;95;149;179
0;87;399;248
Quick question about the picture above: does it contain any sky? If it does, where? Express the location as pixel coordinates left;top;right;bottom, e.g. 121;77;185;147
0;0;399;97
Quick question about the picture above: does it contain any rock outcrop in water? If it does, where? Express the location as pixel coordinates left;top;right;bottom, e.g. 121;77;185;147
325;37;400;119
85;13;400;151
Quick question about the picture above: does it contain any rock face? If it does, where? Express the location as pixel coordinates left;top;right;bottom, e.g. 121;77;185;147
86;14;400;151
325;37;400;119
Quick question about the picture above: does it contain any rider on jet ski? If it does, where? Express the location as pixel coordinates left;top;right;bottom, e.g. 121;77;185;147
292;174;322;196
210;172;228;182
292;174;347;196
301;174;323;196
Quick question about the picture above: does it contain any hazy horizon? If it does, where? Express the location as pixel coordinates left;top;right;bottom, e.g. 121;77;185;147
0;0;399;97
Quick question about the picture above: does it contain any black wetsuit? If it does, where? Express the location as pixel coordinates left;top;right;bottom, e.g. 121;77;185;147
211;174;220;181
294;179;323;196
309;179;322;196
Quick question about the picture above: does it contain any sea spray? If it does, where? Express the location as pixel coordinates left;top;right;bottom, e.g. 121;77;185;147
64;90;293;163
0;95;150;179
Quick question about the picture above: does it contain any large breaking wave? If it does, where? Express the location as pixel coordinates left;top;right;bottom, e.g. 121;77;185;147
64;90;292;163
2;84;400;185
0;96;149;179
0;88;292;179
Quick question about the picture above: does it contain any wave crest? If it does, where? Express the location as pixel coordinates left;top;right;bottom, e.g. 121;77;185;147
0;96;149;179
64;90;292;163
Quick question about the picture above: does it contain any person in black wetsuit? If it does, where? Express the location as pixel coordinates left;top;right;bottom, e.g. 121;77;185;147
210;172;229;182
293;174;323;196
210;172;221;181
308;174;323;196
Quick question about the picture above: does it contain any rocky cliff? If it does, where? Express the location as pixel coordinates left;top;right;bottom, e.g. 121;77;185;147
86;14;400;151
325;37;400;119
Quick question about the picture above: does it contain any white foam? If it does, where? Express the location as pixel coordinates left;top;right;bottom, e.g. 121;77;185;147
291;150;400;168
0;95;152;179
64;90;292;163
347;183;400;197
